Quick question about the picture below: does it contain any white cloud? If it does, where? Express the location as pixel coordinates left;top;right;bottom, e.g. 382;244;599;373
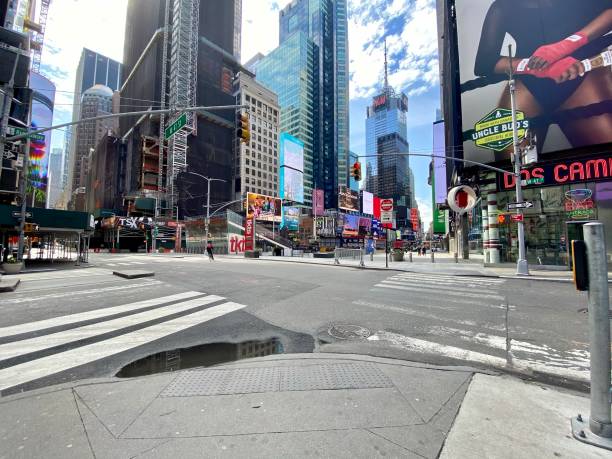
416;196;433;228
240;0;292;64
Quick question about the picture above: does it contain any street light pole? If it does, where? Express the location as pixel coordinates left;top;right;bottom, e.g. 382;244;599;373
508;45;529;276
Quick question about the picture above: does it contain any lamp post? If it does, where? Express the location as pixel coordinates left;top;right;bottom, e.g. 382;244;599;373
183;172;226;252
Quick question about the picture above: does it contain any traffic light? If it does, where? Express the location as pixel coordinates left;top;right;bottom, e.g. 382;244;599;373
352;161;362;181
236;112;250;143
497;213;511;225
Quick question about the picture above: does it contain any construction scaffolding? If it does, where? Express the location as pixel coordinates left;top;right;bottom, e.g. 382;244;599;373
25;0;51;72
158;0;200;218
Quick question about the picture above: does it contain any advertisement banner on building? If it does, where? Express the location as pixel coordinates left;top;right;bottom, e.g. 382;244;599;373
358;217;372;236
380;198;393;224
280;167;304;203
338;186;359;212
455;1;612;165
29;72;55;207
343;214;360;237
246;192;282;222
432;120;447;204
282;206;300;231
410;208;420;231
433;207;446;234
362;190;374;215
313;188;324;216
280;132;304;172
245;216;254;251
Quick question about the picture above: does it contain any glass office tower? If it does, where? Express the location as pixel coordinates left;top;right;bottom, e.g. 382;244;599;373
278;0;348;209
253;32;317;206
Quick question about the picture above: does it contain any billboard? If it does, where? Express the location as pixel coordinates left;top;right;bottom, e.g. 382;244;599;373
280;132;304;172
29;72;55;207
343;214;360;237
358;217;372;236
280;167;304;203
362;190;374;215
432;120;447;204
455;1;612;165
282;206;300;231
338;186;358;212
246;192;282;222
313;188;324;216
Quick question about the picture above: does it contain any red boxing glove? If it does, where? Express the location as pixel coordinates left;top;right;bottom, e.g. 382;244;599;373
531;32;588;66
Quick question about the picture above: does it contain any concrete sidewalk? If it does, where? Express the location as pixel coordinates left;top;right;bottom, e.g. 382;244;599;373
0;353;604;459
250;252;589;282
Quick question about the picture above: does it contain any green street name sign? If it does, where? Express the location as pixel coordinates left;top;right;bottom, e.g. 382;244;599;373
164;113;187;140
9;126;45;142
471;108;529;152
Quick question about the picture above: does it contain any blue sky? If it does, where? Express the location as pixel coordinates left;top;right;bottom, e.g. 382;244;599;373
40;0;439;225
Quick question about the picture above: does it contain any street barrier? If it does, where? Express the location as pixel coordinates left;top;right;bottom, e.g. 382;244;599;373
334;248;365;267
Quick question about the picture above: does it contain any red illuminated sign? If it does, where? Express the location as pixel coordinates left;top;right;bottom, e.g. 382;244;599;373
245;216;254;251
499;155;612;190
373;95;387;109
511;214;523;222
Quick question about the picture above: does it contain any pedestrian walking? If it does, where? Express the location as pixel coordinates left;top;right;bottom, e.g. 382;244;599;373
206;241;214;261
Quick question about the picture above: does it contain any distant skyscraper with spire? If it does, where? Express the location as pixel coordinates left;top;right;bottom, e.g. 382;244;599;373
365;41;414;227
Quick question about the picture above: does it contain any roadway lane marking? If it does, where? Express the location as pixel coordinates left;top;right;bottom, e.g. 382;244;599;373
0;301;246;392
391;273;504;285
0;291;202;338
368;330;589;382
106;263;118;266
384;277;505;293
0;280;163;305
0;295;224;361
374;282;506;301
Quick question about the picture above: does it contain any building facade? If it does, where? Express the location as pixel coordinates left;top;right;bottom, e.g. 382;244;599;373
278;0;349;209
120;0;245;219
348;150;359;192
86;133;124;215
232;72;280;200
47;147;63;208
253;32;317;206
70;85;116;210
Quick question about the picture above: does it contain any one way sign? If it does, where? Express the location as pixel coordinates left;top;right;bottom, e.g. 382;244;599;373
507;201;534;210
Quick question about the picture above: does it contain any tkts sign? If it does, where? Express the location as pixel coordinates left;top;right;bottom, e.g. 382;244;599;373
498;155;612;191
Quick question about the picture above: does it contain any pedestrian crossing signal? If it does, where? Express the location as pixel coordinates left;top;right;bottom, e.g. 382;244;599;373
497;213;511;224
352;161;361;181
236;112;250;144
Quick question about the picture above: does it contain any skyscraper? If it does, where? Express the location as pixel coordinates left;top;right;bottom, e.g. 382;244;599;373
70;85;116;210
47;147;63;208
365;43;409;198
252;32;317;205
120;0;245;218
276;0;349;209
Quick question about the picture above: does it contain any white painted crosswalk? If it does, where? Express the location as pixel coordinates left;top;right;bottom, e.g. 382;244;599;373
0;291;246;393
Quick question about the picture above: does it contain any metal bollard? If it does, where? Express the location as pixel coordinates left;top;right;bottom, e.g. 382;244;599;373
571;222;612;449
409;252;412;263
431;251;435;263
454;252;458;263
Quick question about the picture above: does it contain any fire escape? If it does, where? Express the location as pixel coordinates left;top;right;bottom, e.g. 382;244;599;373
158;0;200;217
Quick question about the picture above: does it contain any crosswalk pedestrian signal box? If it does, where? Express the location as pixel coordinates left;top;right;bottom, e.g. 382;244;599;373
571;240;588;291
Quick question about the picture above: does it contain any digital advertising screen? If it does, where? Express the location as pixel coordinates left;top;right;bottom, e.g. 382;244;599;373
29;72;55;207
282;206;300;231
432;120;447;204
455;0;612;165
280;132;304;172
246;192;282;222
338;186;359;212
280;167;304;203
343;214;359;237
362;190;374;215
313;188;324;216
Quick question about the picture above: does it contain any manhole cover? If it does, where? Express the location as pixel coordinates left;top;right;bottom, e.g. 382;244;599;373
328;324;371;340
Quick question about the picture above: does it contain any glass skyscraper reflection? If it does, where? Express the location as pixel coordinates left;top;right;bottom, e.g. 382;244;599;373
257;0;348;209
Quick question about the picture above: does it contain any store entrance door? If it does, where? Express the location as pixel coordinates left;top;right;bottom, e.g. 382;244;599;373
566;221;587;269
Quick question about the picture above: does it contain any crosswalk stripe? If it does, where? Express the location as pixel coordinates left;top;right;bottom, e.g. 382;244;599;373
391;273;504;285
0;291;203;339
375;282;505;301
106;263;118;266
13;268;112;281
0;301;246;392
132;261;145;265
0;295;223;362
386;276;502;291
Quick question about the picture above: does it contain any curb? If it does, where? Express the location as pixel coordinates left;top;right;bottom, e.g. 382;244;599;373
0;279;20;292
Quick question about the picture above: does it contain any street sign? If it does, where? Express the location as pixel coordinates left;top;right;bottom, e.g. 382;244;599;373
164;113;187;140
380;198;393;224
507;201;533;210
3;151;16;160
380;199;393;211
8;126;45;142
511;214;524;222
12;211;32;218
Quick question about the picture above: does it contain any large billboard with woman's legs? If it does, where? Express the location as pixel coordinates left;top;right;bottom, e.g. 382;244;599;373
456;0;612;164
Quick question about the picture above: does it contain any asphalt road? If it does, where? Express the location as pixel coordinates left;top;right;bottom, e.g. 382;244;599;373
0;253;592;395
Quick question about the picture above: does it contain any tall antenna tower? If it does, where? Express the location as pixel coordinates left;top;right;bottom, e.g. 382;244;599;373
158;0;200;217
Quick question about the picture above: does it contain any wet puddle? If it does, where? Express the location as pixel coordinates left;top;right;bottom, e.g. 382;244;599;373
116;338;284;377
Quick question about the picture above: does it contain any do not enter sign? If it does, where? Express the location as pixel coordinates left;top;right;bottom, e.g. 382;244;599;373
511;214;524;222
380;199;393;211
